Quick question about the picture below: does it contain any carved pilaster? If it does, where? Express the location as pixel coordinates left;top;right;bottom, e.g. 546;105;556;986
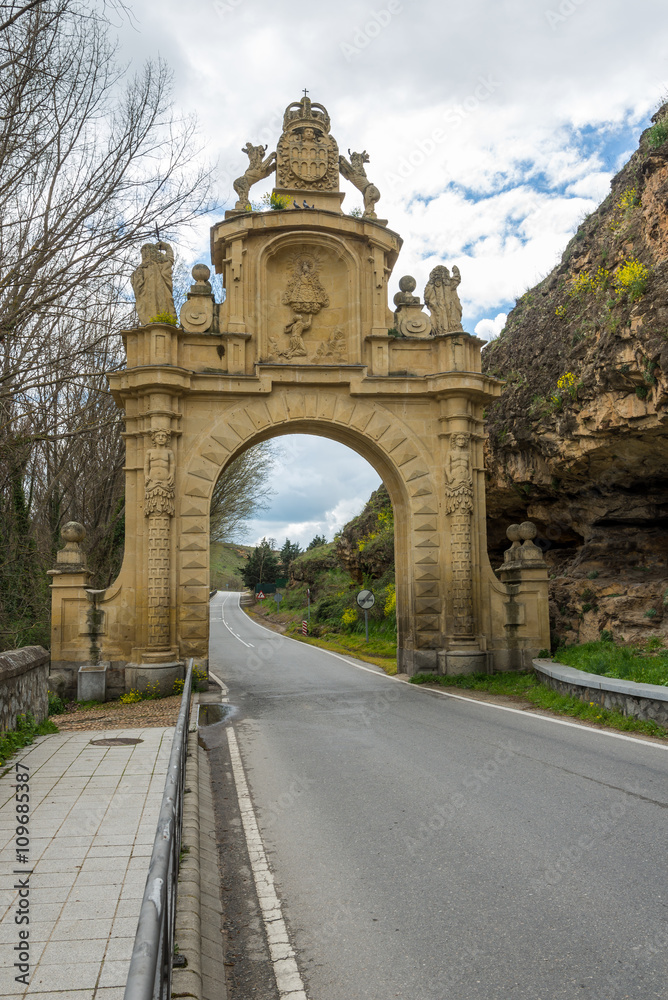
144;429;175;653
445;433;474;637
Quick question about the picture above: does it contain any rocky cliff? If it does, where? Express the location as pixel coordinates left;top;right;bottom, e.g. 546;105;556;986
482;106;668;649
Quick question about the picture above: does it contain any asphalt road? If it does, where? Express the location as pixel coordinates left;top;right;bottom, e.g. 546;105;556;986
207;591;668;1000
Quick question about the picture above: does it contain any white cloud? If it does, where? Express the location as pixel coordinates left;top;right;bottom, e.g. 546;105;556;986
112;0;668;541
476;313;507;342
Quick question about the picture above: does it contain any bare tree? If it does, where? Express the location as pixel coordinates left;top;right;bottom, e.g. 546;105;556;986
0;0;211;645
210;444;277;543
0;1;210;420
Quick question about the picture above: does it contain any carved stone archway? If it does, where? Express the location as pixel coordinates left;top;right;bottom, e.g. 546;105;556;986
48;96;549;696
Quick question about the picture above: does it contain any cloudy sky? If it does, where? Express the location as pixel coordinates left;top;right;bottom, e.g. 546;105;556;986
115;0;667;548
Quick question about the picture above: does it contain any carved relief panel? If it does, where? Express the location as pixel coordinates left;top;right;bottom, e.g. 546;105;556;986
259;239;360;364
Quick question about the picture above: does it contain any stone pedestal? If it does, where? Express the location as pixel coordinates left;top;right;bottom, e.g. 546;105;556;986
441;650;488;676
127;660;183;696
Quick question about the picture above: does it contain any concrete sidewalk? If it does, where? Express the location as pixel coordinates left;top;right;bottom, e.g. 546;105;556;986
0;727;174;999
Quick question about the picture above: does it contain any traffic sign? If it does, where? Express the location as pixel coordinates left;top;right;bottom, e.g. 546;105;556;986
257;591;265;600
274;592;283;604
357;589;375;609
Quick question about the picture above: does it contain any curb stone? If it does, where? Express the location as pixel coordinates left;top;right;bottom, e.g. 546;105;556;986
172;692;228;1000
172;699;202;999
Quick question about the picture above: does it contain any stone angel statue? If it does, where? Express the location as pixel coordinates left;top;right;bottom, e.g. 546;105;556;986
233;142;277;210
339;149;381;219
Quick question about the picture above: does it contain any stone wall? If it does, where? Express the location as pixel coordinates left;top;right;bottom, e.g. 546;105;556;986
0;646;50;732
534;659;668;727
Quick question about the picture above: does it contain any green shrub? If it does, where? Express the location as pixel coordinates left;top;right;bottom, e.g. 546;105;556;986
0;713;58;766
47;690;66;715
647;119;668;149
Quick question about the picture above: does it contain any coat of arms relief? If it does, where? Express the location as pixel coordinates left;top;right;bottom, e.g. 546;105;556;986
276;97;339;192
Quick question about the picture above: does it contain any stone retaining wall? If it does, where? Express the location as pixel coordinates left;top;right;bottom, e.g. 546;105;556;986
0;646;50;732
533;659;668;727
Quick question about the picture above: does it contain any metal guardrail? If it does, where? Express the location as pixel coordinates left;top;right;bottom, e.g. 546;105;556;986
124;658;194;1000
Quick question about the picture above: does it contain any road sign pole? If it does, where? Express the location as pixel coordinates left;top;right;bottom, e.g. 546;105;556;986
356;590;374;642
307;588;310;623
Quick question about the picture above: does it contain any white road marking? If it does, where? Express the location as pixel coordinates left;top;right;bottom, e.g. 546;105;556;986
213;592;255;648
227;726;308;1000
235;594;668;753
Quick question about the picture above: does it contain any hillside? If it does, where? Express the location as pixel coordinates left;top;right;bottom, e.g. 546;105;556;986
210;541;253;590
481;105;668;649
239;487;398;667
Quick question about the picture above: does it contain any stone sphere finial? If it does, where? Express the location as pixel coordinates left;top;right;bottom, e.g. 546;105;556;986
519;521;537;541
506;523;522;543
192;263;211;283
399;275;417;293
61;521;85;544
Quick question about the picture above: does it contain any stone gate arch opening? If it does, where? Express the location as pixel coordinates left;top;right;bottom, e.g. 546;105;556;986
48;94;549;698
206;425;409;646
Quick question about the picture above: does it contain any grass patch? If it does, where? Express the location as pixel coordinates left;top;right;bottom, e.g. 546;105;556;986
409;670;667;739
288;628;397;674
554;640;668;686
0;713;59;766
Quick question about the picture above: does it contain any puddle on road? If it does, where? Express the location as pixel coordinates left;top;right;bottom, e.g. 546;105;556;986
198;702;237;749
199;703;233;726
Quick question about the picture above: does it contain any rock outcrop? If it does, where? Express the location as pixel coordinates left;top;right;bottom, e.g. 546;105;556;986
482;106;668;649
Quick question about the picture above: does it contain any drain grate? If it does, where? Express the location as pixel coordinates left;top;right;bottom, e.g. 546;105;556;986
89;737;144;747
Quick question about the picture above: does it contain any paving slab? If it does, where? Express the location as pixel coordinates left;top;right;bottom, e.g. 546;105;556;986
0;727;173;998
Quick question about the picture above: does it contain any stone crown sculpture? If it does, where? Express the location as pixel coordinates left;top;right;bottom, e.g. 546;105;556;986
227;94;386;221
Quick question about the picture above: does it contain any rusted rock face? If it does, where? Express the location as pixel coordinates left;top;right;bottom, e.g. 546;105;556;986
482;109;668;647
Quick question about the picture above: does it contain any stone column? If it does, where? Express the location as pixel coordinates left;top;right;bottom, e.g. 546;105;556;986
497;522;551;670
137;427;181;691
47;522;92;699
442;430;487;674
445;432;474;638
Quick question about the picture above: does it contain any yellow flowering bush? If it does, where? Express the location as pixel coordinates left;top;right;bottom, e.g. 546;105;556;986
384;583;396;617
568;267;609;298
341;608;357;627
555;304;567;319
610;186;640;230
614;258;650;302
120;689;142;704
550;372;579;406
147;311;178;325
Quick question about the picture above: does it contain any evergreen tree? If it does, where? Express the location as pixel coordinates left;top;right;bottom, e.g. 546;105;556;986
279;538;301;577
240;538;280;589
307;534;327;550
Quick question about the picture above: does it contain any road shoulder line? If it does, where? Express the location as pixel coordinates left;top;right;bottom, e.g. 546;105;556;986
226;726;308;1000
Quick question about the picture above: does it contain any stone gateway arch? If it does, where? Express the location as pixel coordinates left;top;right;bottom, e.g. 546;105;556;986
49;96;549;696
